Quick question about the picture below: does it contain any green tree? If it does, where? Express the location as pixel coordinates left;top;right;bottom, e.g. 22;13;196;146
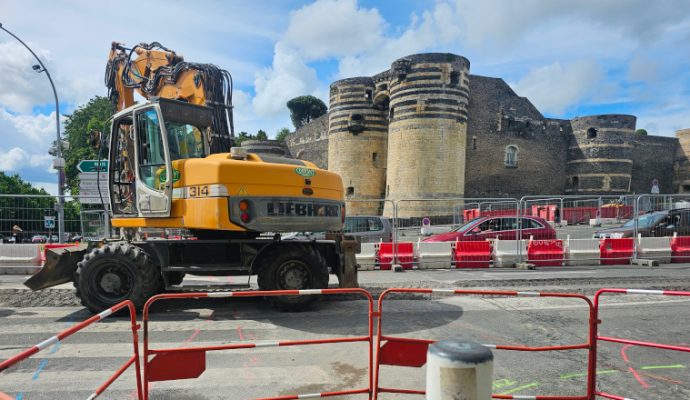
0;172;54;239
635;128;648;136
286;95;327;129
234;131;254;146
55;97;113;195
275;127;292;142
256;130;268;141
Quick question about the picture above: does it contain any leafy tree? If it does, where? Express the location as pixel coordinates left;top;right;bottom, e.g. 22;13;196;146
53;96;113;195
234;131;253;146
256;130;268;141
635;128;648;136
287;95;327;129
275;127;292;142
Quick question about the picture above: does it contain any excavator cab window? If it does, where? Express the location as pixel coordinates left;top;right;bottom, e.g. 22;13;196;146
110;117;137;215
164;121;205;161
137;109;168;190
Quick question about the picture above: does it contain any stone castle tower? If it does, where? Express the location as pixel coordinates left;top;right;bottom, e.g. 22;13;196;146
567;115;637;194
328;77;388;215
284;52;689;218
327;53;470;218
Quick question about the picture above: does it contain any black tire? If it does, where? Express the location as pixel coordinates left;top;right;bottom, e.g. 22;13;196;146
257;245;329;311
74;242;162;313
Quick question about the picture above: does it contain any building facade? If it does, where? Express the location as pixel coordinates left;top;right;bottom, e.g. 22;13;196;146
285;52;687;217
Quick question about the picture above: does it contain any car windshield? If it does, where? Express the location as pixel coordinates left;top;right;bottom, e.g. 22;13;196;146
453;218;483;233
622;213;663;228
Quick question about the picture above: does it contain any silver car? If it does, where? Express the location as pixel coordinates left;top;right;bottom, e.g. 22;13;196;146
283;216;393;243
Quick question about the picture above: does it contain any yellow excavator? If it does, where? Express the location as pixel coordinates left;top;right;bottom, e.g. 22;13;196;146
26;42;357;312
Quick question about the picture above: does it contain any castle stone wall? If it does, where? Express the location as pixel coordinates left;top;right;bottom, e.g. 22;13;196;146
464;76;569;198
286;114;329;169
674;129;690;193
630;135;677;194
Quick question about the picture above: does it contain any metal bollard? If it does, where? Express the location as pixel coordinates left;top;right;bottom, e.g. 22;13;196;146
426;340;494;400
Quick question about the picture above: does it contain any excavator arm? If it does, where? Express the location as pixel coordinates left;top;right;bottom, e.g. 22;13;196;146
105;41;234;152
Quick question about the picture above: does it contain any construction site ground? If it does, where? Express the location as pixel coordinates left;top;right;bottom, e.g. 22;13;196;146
1;264;689;399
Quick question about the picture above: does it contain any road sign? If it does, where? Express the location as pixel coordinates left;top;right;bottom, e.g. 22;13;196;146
79;180;108;190
77;160;108;173
44;216;55;229
79;197;107;205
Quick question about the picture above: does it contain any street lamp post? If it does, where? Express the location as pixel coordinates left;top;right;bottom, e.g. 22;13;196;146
0;22;65;243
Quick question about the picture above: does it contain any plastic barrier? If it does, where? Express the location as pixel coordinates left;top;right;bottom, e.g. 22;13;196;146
593;288;690;400
40;243;81;264
373;288;597;400
636;236;671;263
492;239;526;268
599;238;634;265
0;300;143;399
416;240;453;269
527;239;564;267
0;243;41;266
669;235;690;263
531;204;557;222
463;208;480;222
378;242;415;270
565;238;601;266
141;288;375;400
452;240;491;268
356;242;378;271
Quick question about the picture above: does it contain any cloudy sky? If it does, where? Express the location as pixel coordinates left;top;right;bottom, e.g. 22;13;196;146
1;0;689;194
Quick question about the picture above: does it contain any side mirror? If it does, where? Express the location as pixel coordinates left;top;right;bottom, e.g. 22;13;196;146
88;129;102;151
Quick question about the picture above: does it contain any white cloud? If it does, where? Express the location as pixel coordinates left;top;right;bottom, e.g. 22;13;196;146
252;43;321;117
0;42;55;113
511;60;604;115
283;0;385;60
628;55;659;82
0;147;52;171
33;181;59;196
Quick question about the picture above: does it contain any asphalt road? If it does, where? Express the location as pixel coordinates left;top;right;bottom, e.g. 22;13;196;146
1;270;690;399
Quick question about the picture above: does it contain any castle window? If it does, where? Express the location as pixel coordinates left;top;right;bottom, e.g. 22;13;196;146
365;89;372;102
372;152;378;162
389;107;395;120
504;145;518;168
572;176;579;188
450;71;460;87
587;127;598;139
472;136;477;150
346;187;355;197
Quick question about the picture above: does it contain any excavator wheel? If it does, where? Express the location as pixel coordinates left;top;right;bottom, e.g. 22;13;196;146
74;242;162;313
257;245;329;312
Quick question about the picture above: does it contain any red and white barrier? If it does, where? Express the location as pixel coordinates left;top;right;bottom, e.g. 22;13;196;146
0;300;142;399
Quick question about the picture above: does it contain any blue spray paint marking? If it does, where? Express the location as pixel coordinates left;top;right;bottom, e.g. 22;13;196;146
15;315;75;399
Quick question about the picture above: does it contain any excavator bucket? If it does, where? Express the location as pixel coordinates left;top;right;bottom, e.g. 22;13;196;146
24;244;88;290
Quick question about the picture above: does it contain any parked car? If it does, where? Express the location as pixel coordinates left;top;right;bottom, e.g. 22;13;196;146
594;209;690;238
423;216;556;242
283;216;393;243
31;235;47;243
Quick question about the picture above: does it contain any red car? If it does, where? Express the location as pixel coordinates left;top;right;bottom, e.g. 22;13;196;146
423;216;556;242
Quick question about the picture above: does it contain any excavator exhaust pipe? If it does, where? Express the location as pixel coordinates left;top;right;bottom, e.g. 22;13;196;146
24;244;88;291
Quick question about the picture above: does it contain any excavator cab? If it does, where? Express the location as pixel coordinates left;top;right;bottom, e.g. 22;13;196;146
109;98;212;218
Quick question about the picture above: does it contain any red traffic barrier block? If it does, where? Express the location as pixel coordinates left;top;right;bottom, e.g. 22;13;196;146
453;240;491;268
463;208;480;222
527;239;564;267
599;238;634;265
42;243;80;264
147;350;206;382
670;236;690;263
378;242;415;270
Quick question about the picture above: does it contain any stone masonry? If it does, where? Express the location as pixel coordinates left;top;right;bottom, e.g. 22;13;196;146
286;52;689;217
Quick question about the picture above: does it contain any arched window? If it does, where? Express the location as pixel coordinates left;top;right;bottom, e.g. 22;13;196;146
504;145;519;168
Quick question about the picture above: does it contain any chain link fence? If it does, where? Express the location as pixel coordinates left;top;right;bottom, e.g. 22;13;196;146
0;194;109;244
